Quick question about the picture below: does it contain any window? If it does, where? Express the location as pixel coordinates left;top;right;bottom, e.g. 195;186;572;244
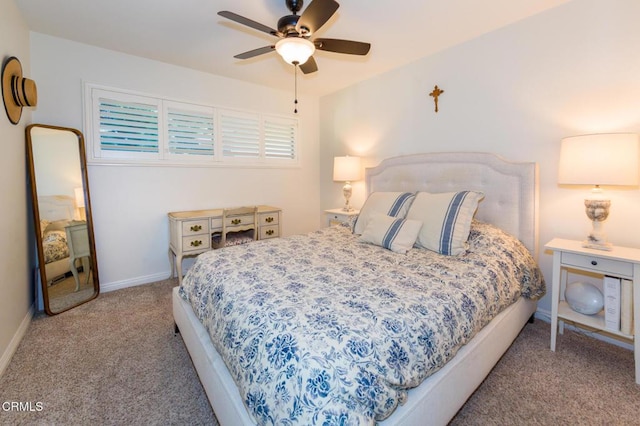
220;110;260;160
94;92;161;160
264;117;297;160
165;102;215;160
84;84;299;166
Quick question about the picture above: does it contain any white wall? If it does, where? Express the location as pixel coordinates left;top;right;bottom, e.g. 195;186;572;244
0;0;33;375
319;0;640;314
30;33;321;291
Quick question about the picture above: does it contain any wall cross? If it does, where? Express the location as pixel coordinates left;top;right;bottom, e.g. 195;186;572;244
429;85;444;113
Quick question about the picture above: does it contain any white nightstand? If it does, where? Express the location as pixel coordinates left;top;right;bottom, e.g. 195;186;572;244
65;220;91;291
545;238;640;384
324;208;359;227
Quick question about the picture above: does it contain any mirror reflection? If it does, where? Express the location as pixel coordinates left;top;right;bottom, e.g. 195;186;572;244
27;124;99;314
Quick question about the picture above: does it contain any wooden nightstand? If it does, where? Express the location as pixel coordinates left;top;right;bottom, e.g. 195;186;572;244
545;238;640;384
324;208;359;227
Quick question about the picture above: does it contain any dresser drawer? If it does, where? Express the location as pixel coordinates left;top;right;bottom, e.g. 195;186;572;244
182;235;210;252
260;225;279;239
181;220;209;235
225;214;254;228
561;252;633;277
211;217;223;231
260;212;279;226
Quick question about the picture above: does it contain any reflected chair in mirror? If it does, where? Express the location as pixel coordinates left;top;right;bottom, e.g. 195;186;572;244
212;206;258;248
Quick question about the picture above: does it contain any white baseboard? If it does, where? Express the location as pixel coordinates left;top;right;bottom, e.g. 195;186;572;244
100;271;173;293
0;304;34;377
535;307;633;351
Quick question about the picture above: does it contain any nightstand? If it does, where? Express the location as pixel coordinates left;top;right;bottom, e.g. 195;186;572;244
545;238;640;384
324;208;359;227
65;220;91;291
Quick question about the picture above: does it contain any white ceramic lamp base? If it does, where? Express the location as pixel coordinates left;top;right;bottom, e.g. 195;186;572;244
582;199;612;251
342;181;353;212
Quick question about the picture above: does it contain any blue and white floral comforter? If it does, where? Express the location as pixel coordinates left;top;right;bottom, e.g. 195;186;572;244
179;221;545;425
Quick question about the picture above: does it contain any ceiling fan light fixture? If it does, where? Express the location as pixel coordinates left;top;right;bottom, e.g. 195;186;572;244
275;37;315;65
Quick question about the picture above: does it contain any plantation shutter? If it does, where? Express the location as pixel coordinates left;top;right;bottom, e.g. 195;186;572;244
166;106;215;158
86;84;299;165
219;110;260;159
97;97;159;157
264;117;297;160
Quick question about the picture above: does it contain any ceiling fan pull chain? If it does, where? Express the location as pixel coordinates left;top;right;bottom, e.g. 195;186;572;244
293;61;299;114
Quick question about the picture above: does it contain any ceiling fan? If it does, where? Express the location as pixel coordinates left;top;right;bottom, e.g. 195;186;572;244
218;0;371;74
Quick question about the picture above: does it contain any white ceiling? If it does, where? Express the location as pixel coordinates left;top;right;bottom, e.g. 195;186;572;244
15;0;571;97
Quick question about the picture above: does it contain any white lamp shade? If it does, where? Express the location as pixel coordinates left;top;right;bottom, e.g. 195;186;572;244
558;133;640;186
74;187;85;208
333;156;362;182
275;38;315;65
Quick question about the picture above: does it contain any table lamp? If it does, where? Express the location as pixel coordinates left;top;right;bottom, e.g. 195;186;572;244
333;156;362;212
75;187;86;220
558;133;639;250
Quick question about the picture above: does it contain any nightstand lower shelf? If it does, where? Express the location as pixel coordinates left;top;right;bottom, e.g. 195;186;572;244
557;301;634;340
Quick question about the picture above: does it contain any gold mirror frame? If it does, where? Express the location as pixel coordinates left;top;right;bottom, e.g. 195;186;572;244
26;124;99;315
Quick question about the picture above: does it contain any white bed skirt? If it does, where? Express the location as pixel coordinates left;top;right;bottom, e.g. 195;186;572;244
173;286;537;426
45;258;70;284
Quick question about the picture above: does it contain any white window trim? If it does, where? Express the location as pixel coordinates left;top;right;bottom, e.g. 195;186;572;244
83;83;300;168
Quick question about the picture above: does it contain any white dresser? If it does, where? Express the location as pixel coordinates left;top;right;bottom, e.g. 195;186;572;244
169;206;281;283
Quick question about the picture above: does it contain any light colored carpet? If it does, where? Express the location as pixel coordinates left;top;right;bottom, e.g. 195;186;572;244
0;278;638;425
451;319;640;425
0;278;215;426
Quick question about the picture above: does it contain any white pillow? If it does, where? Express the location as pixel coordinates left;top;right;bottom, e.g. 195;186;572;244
353;192;416;234
406;191;485;256
359;214;422;254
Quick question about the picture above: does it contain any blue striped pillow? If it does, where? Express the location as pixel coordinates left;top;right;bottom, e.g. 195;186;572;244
359;214;423;254
406;191;485;255
353;192;416;235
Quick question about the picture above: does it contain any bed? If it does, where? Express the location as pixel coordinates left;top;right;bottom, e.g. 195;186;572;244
38;195;77;285
173;152;544;425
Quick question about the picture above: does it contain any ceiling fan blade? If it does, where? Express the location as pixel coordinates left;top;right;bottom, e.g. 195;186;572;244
299;56;318;74
314;38;371;55
296;0;339;36
218;11;279;37
234;45;275;60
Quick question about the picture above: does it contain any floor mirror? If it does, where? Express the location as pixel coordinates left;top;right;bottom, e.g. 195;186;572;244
26;124;99;315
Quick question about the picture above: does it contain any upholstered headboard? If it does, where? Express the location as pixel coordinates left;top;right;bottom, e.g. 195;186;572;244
38;195;76;222
365;152;539;256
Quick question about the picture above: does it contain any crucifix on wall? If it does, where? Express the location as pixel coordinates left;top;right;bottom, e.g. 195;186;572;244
429;85;444;113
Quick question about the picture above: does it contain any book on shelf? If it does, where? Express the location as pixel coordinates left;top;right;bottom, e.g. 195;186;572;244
621;278;634;335
603;275;621;332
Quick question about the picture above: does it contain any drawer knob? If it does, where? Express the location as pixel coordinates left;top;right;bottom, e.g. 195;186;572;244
190;224;202;232
266;229;274;236
265;217;274;223
191;240;202;247
231;219;242;225
591;260;598;266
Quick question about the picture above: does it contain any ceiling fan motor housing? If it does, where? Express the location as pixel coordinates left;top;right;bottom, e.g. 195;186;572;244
278;15;302;36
